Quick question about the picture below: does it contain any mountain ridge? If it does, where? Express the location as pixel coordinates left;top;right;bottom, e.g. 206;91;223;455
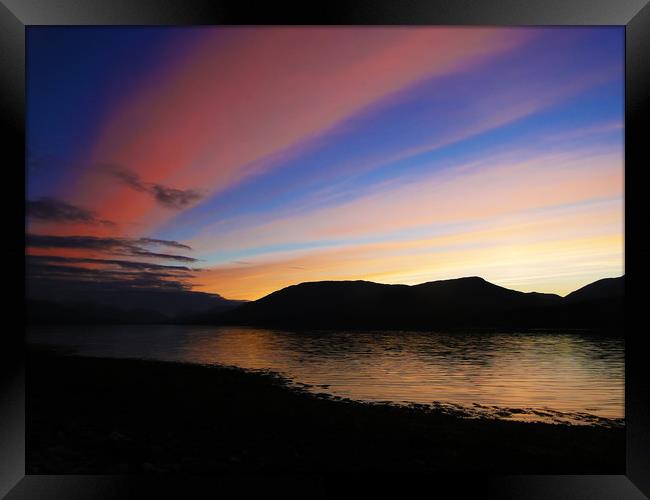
27;275;623;329
215;275;623;330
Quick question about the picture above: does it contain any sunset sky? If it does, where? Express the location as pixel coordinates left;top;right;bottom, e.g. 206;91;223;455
27;27;624;300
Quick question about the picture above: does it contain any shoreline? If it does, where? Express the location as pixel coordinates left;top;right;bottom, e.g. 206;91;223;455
38;345;625;427
27;348;624;474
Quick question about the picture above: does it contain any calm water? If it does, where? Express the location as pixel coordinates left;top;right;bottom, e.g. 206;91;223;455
27;325;624;424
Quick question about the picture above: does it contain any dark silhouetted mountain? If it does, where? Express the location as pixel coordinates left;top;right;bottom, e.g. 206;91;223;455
217;277;554;329
174;299;249;324
216;276;623;330
26;286;237;318
564;276;624;304
546;275;624;329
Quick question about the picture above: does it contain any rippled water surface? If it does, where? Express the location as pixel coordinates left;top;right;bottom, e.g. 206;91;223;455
28;325;624;423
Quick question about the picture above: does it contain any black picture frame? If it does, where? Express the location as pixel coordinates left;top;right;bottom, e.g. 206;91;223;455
2;1;648;497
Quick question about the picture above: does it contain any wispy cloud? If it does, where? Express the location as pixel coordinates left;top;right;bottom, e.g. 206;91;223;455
27;197;115;226
27;234;198;263
27;254;193;272
101;164;203;210
188;145;623;258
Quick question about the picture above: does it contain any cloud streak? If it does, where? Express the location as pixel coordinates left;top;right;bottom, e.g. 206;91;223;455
25;235;201;302
188;145;623;258
28;254;193;272
101;164;203;210
26;233;198;263
27;197;115;226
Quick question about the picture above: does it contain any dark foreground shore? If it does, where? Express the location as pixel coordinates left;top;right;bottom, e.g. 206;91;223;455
27;349;624;474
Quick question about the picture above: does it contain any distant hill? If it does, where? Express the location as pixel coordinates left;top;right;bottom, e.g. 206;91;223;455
26;299;170;325
173;299;248;324
550;275;625;329
565;276;625;303
216;276;623;330
26;290;244;325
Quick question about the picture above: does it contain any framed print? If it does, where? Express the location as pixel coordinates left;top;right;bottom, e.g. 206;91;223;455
2;0;648;498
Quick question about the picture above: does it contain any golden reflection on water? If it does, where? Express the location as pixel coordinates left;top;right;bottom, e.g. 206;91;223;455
28;325;624;422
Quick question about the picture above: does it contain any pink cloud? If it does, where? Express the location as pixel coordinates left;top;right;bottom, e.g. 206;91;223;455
59;28;531;234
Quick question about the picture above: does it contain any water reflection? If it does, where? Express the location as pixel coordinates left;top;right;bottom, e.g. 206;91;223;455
28;325;624;422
